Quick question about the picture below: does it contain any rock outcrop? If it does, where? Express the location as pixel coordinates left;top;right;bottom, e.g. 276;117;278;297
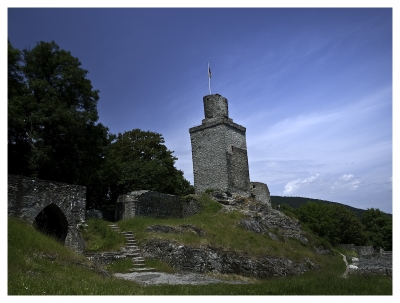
211;191;308;243
141;239;319;279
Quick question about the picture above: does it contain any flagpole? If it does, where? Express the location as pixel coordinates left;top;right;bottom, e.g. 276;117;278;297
208;62;212;95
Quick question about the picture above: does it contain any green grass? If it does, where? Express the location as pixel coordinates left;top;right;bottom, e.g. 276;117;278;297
8;211;392;295
117;194;320;262
80;218;126;252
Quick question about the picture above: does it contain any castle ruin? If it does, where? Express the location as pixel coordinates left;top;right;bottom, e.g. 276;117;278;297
189;94;270;204
189;94;251;196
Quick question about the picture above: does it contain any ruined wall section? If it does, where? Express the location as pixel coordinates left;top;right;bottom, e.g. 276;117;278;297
250;182;272;206
339;244;376;256
115;191;201;221
8;175;86;253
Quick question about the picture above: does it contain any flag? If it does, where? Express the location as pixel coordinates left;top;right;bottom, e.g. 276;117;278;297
208;67;212;78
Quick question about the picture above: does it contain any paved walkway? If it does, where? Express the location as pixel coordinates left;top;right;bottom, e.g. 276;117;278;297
114;271;247;286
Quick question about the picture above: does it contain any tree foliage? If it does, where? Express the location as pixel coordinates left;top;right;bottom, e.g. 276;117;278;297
295;202;367;246
8;40;194;211
8;40;112;188
361;208;392;250
271;196;365;219
94;129;194;209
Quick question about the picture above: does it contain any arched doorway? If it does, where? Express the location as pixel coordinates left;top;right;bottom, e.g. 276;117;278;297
33;203;69;243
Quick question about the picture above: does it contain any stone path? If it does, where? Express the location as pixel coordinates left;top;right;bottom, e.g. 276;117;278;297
339;252;349;278
108;224;155;272
114;271;247;286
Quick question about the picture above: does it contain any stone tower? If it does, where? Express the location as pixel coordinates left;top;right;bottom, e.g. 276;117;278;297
189;94;251;196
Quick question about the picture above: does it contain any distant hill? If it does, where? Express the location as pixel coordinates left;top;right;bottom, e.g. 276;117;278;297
270;196;391;219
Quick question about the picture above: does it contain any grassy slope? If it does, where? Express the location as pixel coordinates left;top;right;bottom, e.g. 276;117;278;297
8;195;392;295
117;194;324;262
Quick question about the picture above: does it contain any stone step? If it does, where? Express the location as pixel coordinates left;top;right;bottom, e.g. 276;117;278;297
133;263;145;267
129;267;155;272
127;250;140;254
107;228;150;270
125;253;141;257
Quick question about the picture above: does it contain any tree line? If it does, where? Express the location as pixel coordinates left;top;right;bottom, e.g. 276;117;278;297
280;202;392;251
8;40;194;211
271;195;372;219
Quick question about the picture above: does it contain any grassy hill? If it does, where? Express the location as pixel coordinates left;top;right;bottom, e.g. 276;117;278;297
8;194;392;295
270;196;391;219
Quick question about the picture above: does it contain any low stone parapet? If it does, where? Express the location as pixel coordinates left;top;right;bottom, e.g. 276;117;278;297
115;191;201;221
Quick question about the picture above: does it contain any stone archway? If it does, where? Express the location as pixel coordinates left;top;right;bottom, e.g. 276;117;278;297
8;175;87;252
33;203;69;243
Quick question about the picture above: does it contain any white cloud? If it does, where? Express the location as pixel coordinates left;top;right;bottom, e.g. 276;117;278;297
283;179;302;195
330;174;361;192
340;174;355;181
283;173;320;195
302;173;320;184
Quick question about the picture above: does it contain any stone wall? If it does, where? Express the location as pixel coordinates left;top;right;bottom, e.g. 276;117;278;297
141;239;319;278
182;198;202;218
349;253;392;277
190;123;230;193
250;182;271;206
115;191;201;221
8;175;86;253
203;94;229;119
85;251;127;265
339;244;375;256
227;146;250;196
340;244;392;276
189;94;251;196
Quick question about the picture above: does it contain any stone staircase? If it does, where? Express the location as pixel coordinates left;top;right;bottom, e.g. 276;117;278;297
109;224;155;272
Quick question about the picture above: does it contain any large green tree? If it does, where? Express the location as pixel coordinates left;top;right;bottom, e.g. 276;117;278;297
8;41;31;174
95;129;194;209
8;41;112;188
295;202;367;246
361;208;392;251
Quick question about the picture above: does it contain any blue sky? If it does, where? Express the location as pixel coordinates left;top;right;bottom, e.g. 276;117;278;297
6;6;395;213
